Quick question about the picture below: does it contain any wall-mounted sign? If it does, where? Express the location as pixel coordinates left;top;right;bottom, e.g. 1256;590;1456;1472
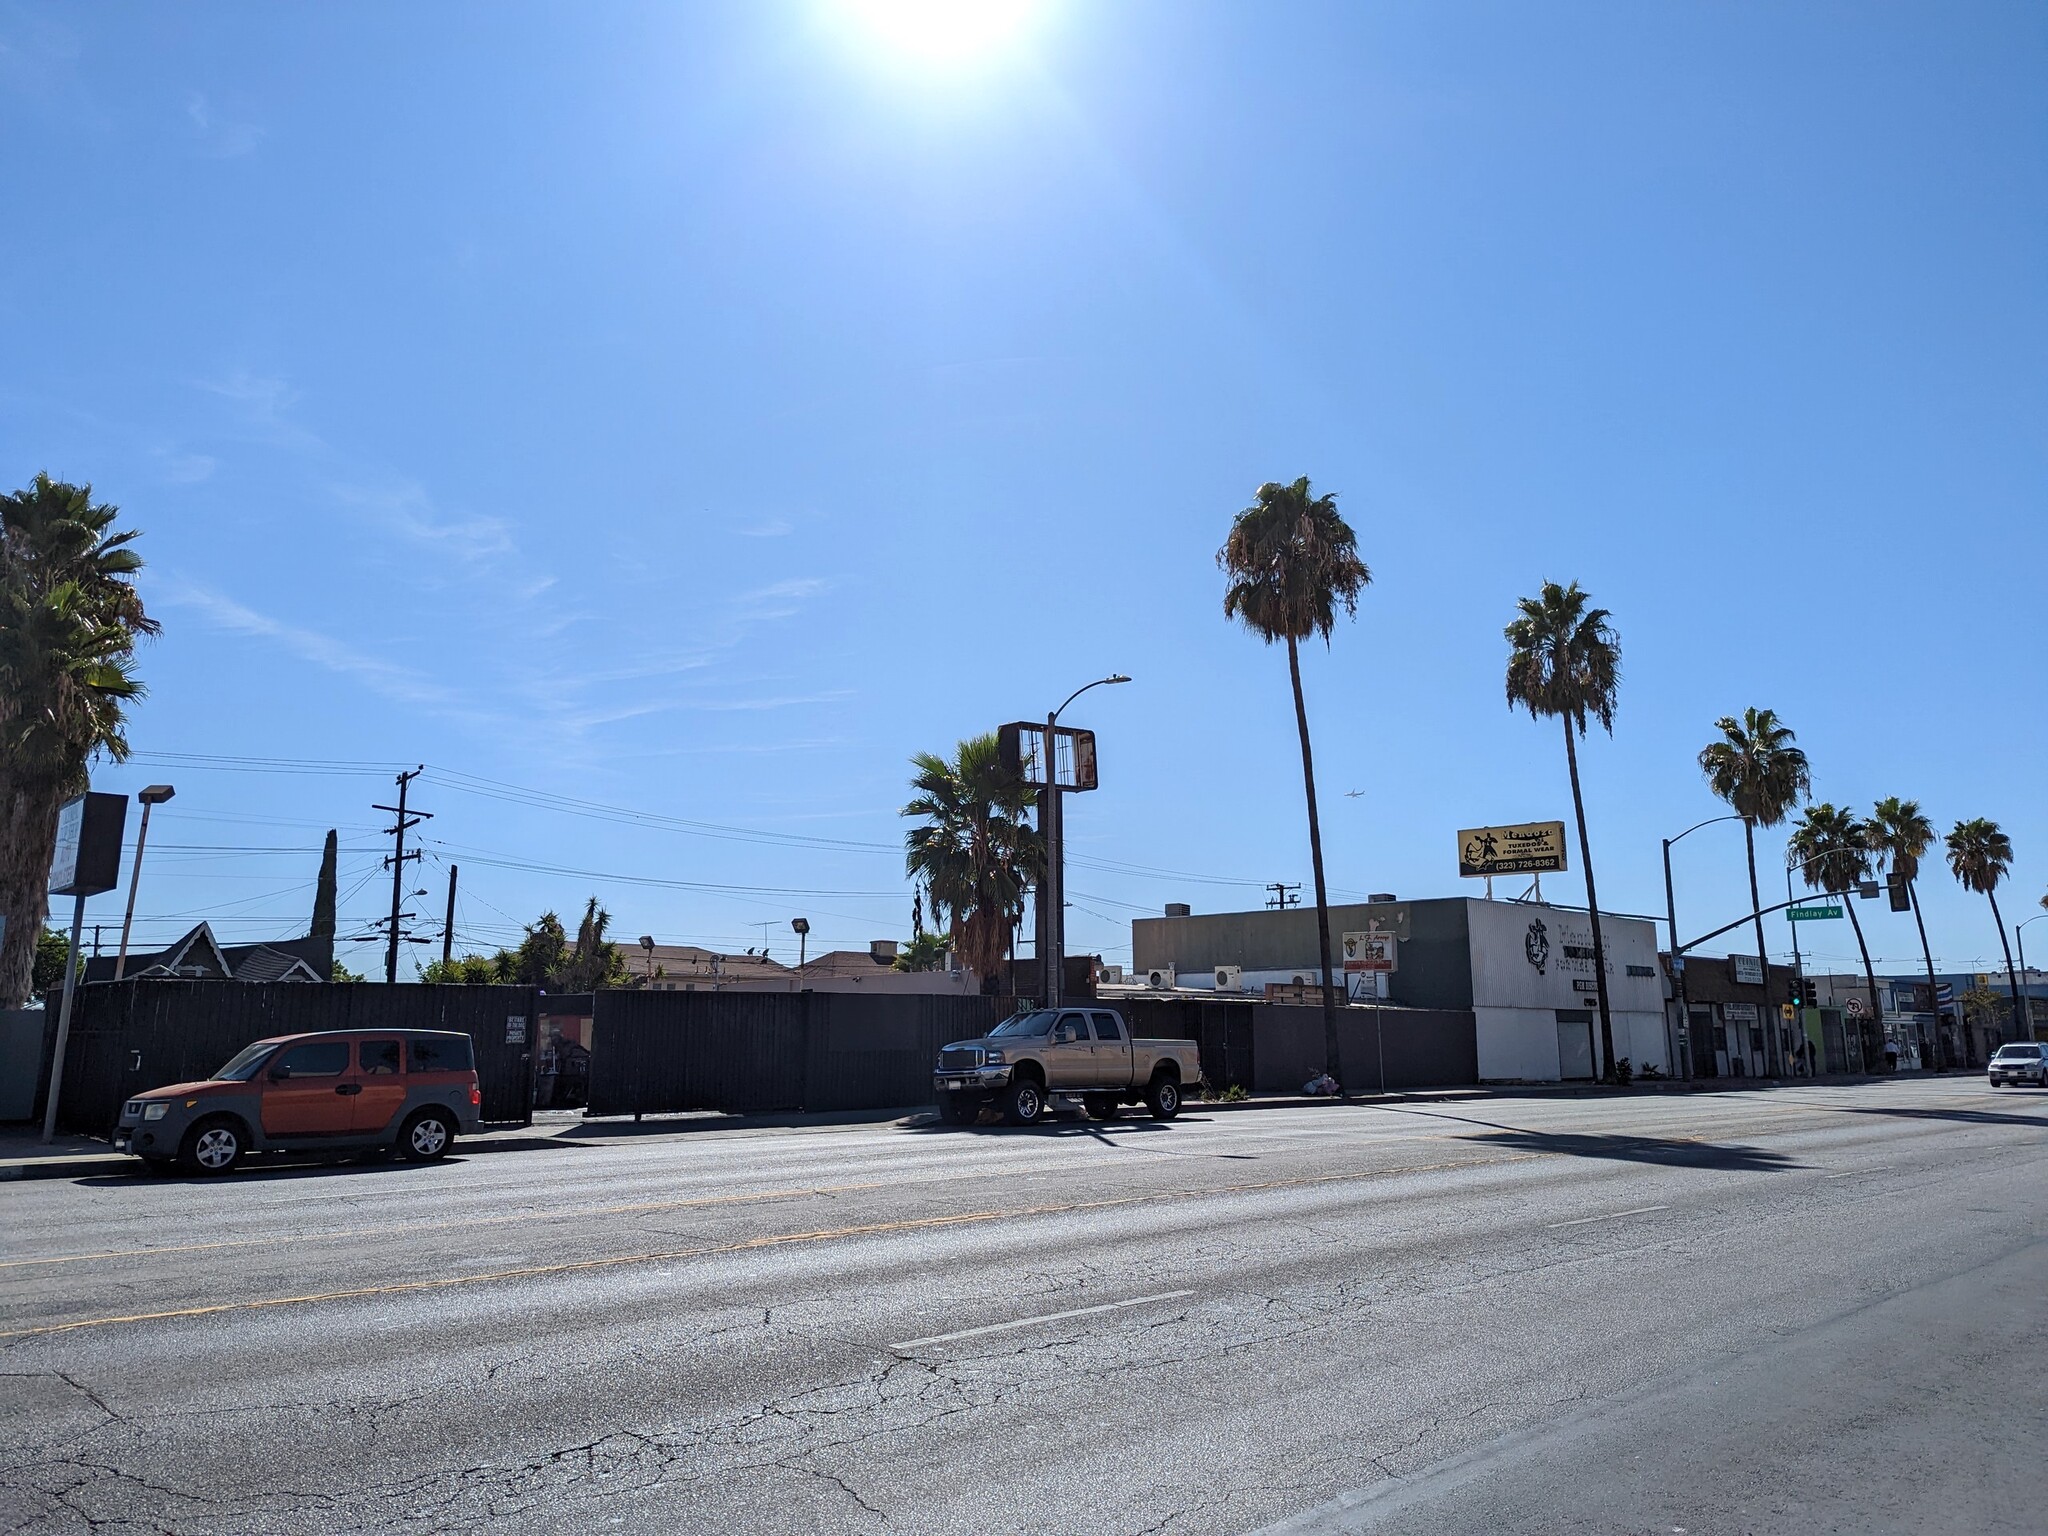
505;1015;527;1045
1458;821;1568;878
1341;932;1397;973
1572;978;1600;994
1723;1001;1759;1022
1730;954;1766;987
49;793;128;898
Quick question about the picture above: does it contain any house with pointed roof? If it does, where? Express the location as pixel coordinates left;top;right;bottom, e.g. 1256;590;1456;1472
84;922;331;986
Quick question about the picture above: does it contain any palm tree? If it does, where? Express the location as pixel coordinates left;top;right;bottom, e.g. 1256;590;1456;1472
1504;581;1622;1080
1219;477;1371;1087
1946;818;2024;1050
1869;797;1944;1069
1788;803;1883;1041
0;475;158;1008
1698;708;1810;1077
902;734;1043;994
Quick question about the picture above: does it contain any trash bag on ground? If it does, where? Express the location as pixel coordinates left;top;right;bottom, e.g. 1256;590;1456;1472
1303;1073;1340;1096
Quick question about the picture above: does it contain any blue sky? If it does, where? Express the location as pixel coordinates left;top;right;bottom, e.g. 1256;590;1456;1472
4;1;2042;982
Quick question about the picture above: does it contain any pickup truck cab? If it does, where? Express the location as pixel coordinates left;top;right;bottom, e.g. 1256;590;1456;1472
934;1007;1202;1126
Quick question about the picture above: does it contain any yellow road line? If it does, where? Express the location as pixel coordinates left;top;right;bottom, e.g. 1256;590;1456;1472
0;1153;1532;1341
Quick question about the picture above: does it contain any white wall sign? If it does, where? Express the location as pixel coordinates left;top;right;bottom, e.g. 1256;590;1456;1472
1730;954;1766;986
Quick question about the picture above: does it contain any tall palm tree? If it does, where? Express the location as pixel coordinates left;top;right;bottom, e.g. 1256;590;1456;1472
1869;797;1944;1069
0;475;158;1008
903;733;1043;994
1698;708;1810;1077
1219;477;1371;1087
1788;802;1882;1042
1945;818;2024;1049
1504;581;1622;1080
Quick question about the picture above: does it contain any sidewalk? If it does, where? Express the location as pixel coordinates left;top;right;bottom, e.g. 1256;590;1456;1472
0;1070;1986;1181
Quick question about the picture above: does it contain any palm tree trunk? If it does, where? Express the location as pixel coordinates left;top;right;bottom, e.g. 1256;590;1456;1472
1742;818;1778;1077
1286;635;1341;1090
1908;882;1943;1070
1560;718;1614;1080
1988;889;2023;1049
0;774;63;1009
1844;898;1883;1067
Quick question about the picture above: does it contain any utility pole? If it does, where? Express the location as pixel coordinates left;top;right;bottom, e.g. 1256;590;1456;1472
1265;882;1301;911
441;863;458;968
91;925;102;960
372;768;431;984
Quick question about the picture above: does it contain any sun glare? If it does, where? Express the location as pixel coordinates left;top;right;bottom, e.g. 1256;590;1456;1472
834;0;1039;65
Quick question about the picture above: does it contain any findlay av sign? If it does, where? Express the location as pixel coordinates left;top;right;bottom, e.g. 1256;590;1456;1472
1459;821;1568;879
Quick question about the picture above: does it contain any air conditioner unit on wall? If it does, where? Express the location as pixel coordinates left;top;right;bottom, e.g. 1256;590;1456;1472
1214;965;1242;993
1147;966;1175;990
1099;964;1124;984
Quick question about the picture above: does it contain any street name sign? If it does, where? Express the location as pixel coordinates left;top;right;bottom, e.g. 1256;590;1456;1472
1457;820;1567;878
1788;905;1843;922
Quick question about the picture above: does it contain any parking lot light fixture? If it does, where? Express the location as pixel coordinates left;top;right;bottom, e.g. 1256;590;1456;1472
114;784;176;980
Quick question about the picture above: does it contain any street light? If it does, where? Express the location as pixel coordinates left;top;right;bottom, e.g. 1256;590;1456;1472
113;785;175;980
791;917;810;984
2017;913;2046;1041
638;935;655;982
1042;674;1130;1008
1661;813;1743;1080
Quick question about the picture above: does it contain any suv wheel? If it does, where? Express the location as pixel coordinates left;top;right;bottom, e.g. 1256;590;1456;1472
1146;1076;1182;1120
400;1108;455;1162
180;1117;244;1175
1004;1079;1045;1126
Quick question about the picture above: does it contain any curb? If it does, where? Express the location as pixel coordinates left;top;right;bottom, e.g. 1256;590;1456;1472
0;1155;129;1182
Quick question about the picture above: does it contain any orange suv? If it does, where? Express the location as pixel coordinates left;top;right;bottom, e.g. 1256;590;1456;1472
112;1029;484;1175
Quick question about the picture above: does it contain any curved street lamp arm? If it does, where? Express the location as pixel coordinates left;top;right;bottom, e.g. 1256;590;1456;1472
1669;812;1746;847
1052;673;1132;724
1679;888;1851;956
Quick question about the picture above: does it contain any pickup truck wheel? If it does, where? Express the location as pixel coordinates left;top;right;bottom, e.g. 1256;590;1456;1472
1145;1076;1182;1120
937;1096;978;1125
1004;1079;1045;1126
1083;1094;1119;1120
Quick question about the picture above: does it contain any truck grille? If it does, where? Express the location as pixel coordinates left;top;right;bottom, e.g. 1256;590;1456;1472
939;1047;983;1072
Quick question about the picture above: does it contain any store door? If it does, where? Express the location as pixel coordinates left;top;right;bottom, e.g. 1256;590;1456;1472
1555;1011;1594;1081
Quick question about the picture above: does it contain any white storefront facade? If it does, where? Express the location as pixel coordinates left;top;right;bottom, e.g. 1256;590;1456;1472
1465;900;1669;1082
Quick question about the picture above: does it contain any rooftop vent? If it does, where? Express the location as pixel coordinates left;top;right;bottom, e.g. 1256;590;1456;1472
869;940;899;962
1164;903;1192;918
1367;893;1398;903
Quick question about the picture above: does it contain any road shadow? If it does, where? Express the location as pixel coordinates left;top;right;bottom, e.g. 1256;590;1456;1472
73;1154;475;1189
901;1112;1192;1140
1779;1100;2048;1134
1464;1128;1800;1172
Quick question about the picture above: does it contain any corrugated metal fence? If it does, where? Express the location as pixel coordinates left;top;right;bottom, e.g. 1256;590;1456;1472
39;981;540;1135
588;991;1008;1117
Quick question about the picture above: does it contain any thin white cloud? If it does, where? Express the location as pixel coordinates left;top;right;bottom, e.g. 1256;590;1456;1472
161;451;216;484
158;577;460;713
329;479;518;565
185;92;264;158
192;369;322;450
736;517;793;538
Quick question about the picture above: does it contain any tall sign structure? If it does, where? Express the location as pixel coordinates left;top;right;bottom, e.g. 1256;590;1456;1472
42;792;128;1143
1000;720;1101;1008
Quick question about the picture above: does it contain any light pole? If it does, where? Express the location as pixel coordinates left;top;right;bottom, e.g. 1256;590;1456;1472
1663;814;1744;1080
113;784;175;980
2017;914;2046;1041
638;935;655;983
1042;674;1130;1008
791;917;810;986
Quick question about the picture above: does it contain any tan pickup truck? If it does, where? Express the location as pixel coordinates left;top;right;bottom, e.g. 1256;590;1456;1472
933;1006;1203;1126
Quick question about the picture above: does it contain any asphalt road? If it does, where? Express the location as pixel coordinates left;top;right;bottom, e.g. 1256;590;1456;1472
3;1078;2045;1535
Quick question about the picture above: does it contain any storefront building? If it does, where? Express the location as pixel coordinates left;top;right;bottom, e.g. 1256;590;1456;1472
1130;896;1667;1082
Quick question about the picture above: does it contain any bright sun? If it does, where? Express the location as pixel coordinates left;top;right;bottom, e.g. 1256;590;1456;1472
834;0;1040;65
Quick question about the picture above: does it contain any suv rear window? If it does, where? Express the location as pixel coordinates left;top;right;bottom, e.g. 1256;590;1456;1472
409;1035;475;1073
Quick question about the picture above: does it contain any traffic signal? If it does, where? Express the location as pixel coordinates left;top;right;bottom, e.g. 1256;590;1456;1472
1788;977;1807;1010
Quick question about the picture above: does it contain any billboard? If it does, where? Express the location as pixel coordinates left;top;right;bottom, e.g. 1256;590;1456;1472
49;792;127;898
1341;932;1397;973
1458;821;1568;878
